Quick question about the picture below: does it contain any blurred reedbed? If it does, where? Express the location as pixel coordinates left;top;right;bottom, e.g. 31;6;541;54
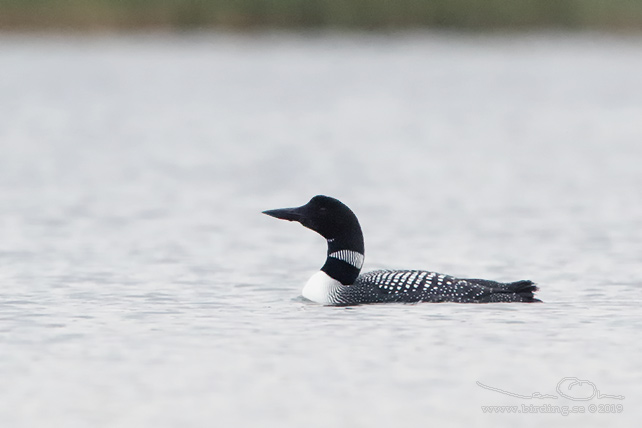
1;0;642;31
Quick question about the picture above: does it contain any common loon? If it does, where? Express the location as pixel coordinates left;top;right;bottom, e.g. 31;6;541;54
263;195;540;305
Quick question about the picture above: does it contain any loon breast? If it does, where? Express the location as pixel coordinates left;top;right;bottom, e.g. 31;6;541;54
302;271;342;305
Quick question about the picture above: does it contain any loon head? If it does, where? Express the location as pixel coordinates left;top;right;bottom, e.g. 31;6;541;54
263;195;365;285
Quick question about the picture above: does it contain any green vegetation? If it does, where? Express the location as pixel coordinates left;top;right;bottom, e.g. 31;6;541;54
1;0;641;30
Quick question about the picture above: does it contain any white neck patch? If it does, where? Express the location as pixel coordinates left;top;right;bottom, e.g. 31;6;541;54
328;250;364;270
302;271;342;305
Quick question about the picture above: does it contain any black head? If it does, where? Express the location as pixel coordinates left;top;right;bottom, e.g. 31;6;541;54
263;195;364;251
264;196;366;285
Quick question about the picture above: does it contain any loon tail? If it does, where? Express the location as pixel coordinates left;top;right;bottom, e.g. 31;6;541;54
503;280;540;302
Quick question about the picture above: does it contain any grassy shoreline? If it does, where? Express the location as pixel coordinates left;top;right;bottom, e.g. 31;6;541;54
1;0;642;31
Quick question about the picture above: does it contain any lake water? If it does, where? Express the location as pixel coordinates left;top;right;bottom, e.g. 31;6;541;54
0;32;641;427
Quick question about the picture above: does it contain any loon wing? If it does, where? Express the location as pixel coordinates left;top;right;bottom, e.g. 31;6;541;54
354;270;538;303
354;269;487;302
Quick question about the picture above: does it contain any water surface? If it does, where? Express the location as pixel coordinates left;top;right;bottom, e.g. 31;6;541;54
0;32;641;427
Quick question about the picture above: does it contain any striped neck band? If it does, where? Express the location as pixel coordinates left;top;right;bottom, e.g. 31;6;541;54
328;250;364;270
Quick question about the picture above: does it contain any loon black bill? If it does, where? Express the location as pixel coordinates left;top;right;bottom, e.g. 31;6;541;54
262;207;303;222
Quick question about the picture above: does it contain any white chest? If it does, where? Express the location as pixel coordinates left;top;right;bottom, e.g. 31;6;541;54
301;271;342;305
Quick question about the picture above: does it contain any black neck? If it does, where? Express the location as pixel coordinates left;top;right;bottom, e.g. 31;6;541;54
321;236;365;286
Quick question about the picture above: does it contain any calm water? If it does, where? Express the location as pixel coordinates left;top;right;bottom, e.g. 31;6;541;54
1;32;641;427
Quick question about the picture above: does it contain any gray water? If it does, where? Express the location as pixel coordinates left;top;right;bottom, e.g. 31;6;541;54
1;32;641;427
